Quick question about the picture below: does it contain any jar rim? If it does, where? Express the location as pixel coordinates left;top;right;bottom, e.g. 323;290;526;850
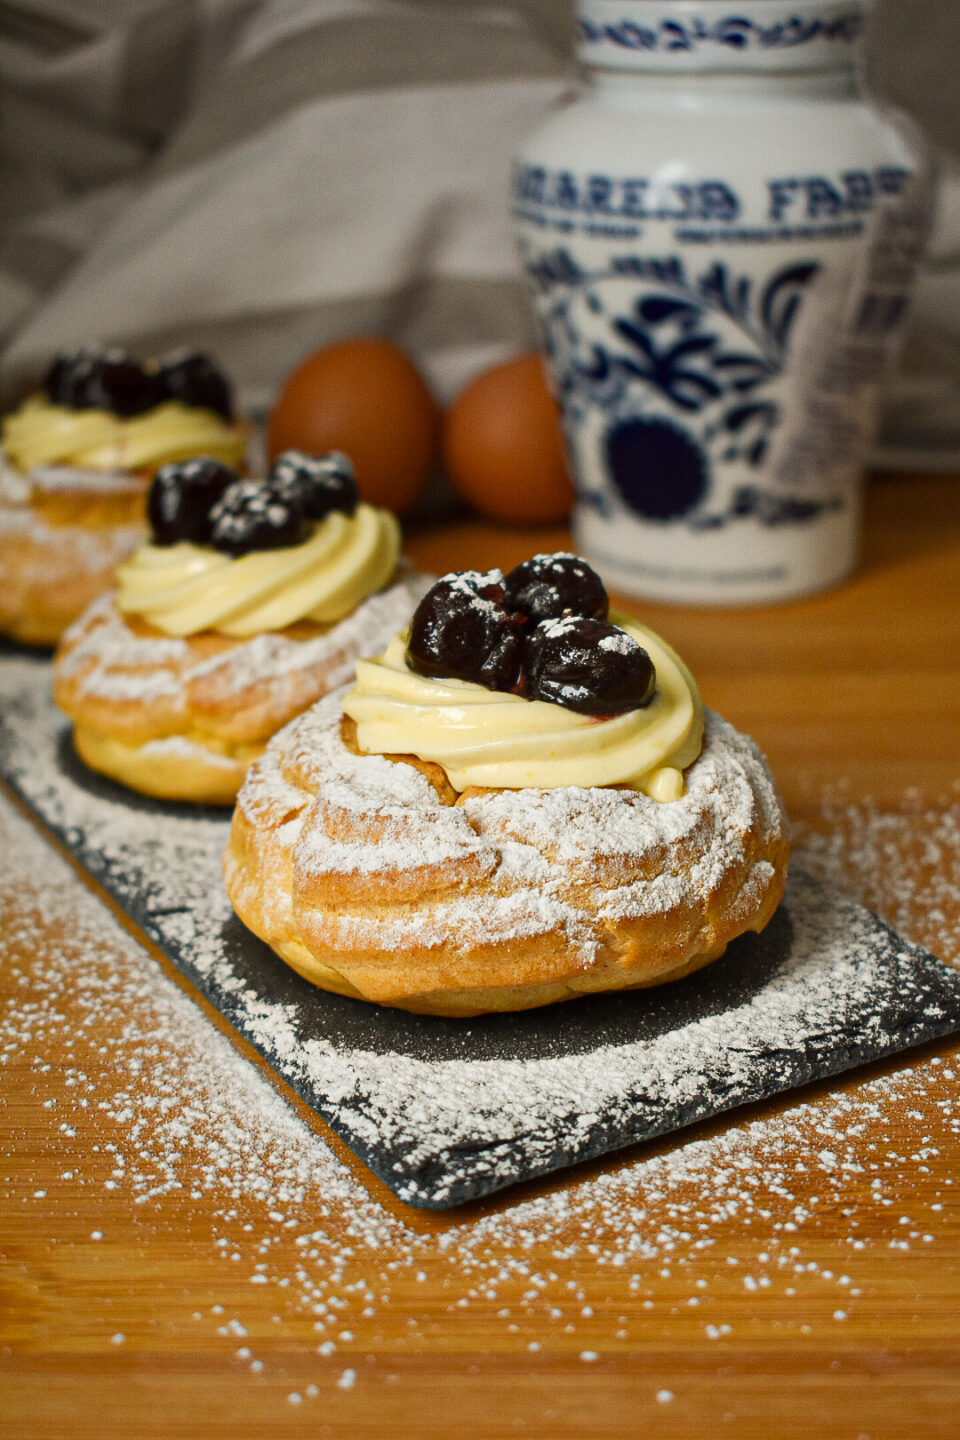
576;0;868;74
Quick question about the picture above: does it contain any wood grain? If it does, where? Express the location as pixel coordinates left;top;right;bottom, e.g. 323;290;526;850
3;470;960;1439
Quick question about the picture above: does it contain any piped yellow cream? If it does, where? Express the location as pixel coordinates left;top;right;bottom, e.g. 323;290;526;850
2;395;246;473
342;612;704;799
116;503;400;637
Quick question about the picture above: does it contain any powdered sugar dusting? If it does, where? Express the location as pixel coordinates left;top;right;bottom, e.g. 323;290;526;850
259;871;954;1205
3;778;960;1394
140;735;239;769
0;655;232;931
0;508;145;579
794;782;960;966
244;689;785;971
2;654;958;1212
30;464;145;495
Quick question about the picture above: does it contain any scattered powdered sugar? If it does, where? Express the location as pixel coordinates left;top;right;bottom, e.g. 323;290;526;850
0;655;232;930
3;784;960;1395
0;796;367;1215
793;782;960;967
0;453;140;503
2;654;958;1214
241;868;956;1205
538;614;583;638
536;615;636;656
412;568;505;648
209;479;293;542
59;594;189;671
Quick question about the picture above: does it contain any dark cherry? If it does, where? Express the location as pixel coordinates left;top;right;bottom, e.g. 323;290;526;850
268;449;358;519
523;617;656;715
147;457;239;546
406;572;524;692
42;351;78;404
209;478;308;554
503;552;608;625
43;347;162;417
156;349;233;421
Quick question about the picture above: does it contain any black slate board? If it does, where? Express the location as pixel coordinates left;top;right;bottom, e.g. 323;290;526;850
3;645;960;1209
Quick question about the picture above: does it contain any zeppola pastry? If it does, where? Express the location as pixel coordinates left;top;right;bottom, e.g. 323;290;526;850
0;346;247;644
225;554;789;1015
53;450;428;803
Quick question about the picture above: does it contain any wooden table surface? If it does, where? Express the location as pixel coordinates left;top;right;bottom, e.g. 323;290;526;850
3;471;960;1439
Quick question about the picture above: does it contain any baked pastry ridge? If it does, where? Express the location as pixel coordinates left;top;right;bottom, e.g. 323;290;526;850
225;695;788;1015
224;556;789;1014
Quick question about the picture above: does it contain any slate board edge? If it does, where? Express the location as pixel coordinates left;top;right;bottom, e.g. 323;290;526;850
398;1027;960;1208
387;920;960;1206
4;752;960;1210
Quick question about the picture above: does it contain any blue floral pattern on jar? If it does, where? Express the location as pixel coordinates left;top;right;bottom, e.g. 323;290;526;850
577;12;864;55
519;242;842;529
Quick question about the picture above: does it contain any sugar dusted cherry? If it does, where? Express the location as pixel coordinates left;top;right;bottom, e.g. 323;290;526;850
406;571;524;692
156;349;233;421
147;457;238;546
209;479;309;554
503;552;608;625
269;449;358;519
524;616;656;715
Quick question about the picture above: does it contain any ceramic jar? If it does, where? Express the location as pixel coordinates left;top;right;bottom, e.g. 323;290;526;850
512;0;929;604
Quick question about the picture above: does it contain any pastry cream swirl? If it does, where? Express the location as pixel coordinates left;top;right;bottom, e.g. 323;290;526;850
343;613;704;799
2;395;246;474
116;503;400;637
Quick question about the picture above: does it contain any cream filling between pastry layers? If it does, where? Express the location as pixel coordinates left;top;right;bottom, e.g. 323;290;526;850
2;395;246;472
342;613;704;799
115;503;401;637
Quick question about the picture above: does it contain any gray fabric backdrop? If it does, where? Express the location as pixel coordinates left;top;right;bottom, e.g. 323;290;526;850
0;0;956;463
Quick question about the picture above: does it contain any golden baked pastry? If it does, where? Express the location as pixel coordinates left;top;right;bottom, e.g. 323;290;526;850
53;450;429;803
224;697;788;1015
224;556;789;1014
54;583;428;803
0;348;247;645
0;461;147;646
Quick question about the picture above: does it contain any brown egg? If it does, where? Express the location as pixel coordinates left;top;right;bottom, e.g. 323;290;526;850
267;337;438;514
443;352;575;525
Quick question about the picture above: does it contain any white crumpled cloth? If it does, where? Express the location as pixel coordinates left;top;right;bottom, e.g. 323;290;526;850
1;0;958;464
0;0;572;411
